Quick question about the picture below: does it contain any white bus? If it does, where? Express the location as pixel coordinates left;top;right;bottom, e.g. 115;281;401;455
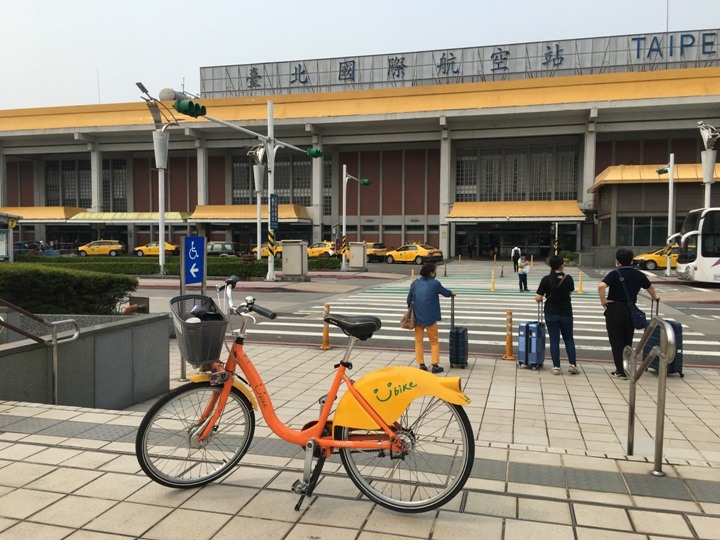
673;207;720;283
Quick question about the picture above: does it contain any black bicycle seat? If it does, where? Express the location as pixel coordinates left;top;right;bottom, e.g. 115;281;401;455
324;314;382;341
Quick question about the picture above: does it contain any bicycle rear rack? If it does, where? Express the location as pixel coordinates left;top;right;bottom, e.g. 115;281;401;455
0;298;80;404
623;315;677;476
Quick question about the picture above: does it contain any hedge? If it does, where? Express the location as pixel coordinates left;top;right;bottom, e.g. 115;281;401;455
0;263;138;315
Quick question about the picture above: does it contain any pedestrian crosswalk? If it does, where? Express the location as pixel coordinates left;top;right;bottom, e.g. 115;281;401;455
249;264;720;364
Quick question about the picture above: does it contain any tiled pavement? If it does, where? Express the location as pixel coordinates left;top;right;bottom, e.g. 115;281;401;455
2;339;720;538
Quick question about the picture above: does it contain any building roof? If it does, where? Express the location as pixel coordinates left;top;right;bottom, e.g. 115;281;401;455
446;201;585;222
589;164;720;192
0;206;86;222
189;204;311;223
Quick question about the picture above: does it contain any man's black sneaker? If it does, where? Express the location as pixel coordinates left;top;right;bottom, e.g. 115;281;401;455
418;364;428;371
611;371;628;380
431;364;444;374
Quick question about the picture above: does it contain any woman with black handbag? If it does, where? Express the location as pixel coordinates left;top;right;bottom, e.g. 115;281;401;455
598;248;660;380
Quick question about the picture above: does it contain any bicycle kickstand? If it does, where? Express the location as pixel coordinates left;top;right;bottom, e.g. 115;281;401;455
291;439;326;511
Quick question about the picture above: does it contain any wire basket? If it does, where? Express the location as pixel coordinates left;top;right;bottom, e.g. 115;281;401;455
170;295;228;367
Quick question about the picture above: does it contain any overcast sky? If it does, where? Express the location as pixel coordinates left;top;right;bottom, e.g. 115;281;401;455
1;0;718;110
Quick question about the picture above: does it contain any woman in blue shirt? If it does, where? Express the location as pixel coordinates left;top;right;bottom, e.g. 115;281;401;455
407;262;455;374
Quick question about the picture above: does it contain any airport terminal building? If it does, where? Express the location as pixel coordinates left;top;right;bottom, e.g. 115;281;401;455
0;29;718;263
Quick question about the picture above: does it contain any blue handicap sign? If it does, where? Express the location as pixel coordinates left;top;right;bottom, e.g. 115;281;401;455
184;236;205;285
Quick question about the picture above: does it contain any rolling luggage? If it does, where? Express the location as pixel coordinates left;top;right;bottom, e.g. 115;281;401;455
644;300;684;377
449;296;469;368
518;302;545;370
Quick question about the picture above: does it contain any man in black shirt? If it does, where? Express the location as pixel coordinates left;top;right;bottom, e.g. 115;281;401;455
598;249;660;379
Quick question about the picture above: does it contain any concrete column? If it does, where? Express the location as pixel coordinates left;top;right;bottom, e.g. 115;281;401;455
309;134;323;244
0;146;6;206
610;185;618;247
196;143;208;206
582;124;597;209
90;143;102;211
439;124;452;260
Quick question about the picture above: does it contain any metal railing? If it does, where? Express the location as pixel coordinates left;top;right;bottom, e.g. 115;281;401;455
0;299;80;405
624;315;677;476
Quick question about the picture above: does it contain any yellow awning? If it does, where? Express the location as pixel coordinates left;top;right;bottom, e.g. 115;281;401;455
190;204;311;223
589;163;720;193
68;212;188;224
0;206;86;221
446;201;585;222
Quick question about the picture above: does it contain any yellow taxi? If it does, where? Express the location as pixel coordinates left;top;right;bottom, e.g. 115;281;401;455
632;245;678;270
336;241;387;262
77;240;125;257
385;243;443;265
132;241;180;257
251;242;283;258
307;241;335;258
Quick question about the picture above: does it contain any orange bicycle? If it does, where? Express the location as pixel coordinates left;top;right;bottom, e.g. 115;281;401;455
135;275;474;513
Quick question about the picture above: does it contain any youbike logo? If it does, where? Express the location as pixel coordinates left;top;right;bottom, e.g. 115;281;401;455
372;381;417;403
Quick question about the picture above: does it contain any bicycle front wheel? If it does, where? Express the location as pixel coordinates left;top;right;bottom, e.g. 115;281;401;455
338;397;474;513
136;382;255;488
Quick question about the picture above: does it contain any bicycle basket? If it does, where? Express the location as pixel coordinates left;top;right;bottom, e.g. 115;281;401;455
170;295;228;367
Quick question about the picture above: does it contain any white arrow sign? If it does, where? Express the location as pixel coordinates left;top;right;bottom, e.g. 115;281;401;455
190;263;199;278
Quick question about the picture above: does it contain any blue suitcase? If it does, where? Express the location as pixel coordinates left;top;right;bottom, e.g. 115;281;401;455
644;300;684;377
449;297;468;368
518;303;545;370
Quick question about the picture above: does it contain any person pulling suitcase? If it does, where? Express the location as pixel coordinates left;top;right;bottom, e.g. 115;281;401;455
407;262;455;374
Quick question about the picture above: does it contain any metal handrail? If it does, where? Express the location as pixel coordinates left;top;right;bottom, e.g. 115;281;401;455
0;298;81;404
624;315;677;476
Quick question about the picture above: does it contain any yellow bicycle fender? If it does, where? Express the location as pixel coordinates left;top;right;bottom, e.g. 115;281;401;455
333;366;470;430
187;374;257;410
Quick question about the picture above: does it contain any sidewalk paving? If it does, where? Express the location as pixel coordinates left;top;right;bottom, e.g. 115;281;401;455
2;335;720;539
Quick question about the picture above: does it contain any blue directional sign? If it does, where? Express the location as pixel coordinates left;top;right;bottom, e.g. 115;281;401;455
270;193;279;230
184;236;205;286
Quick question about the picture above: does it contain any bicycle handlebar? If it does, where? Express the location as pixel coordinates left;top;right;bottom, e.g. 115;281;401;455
217;275;277;320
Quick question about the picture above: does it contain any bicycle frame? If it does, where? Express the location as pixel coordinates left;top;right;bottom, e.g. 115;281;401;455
194;335;401;454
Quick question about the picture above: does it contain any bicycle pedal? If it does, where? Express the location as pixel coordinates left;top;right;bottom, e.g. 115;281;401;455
210;371;229;385
291;479;308;495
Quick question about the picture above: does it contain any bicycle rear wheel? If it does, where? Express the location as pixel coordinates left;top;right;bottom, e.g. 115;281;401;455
136;381;255;488
338;397;474;513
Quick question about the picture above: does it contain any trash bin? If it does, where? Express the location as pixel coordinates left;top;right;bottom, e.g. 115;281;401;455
170;295;228;367
281;240;308;276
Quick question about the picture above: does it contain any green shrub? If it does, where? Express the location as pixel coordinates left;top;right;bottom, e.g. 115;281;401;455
11;254;341;276
0;263;138;315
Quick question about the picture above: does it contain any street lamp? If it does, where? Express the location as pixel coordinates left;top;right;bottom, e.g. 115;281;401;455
137;82;178;275
656;155;675;277
341;164;371;271
698;121;718;208
161;88;323;281
248;145;265;260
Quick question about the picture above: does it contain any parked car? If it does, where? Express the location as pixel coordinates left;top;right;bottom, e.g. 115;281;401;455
251;242;282;258
13;241;40;257
385;243;443;265
632;245;679;270
365;242;387;262
133;241;180;257
77;240;125;257
307;241;335;258
207;241;241;257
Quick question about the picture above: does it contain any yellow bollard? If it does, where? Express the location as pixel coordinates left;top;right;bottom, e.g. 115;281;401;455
443;264;447;277
502;310;516;360
410;268;415;282
493;253;496;266
490;269;496;291
500;264;504;278
458;254;462;264
530;255;534;266
320;303;333;350
577;271;584;294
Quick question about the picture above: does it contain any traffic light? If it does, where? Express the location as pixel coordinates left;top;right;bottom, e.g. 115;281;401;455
359;178;371;185
656;166;669;174
173;100;207;118
306;147;323;158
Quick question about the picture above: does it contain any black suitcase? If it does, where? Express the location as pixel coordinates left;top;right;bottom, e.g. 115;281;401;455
449;296;468;368
644;300;684;377
518;302;546;370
